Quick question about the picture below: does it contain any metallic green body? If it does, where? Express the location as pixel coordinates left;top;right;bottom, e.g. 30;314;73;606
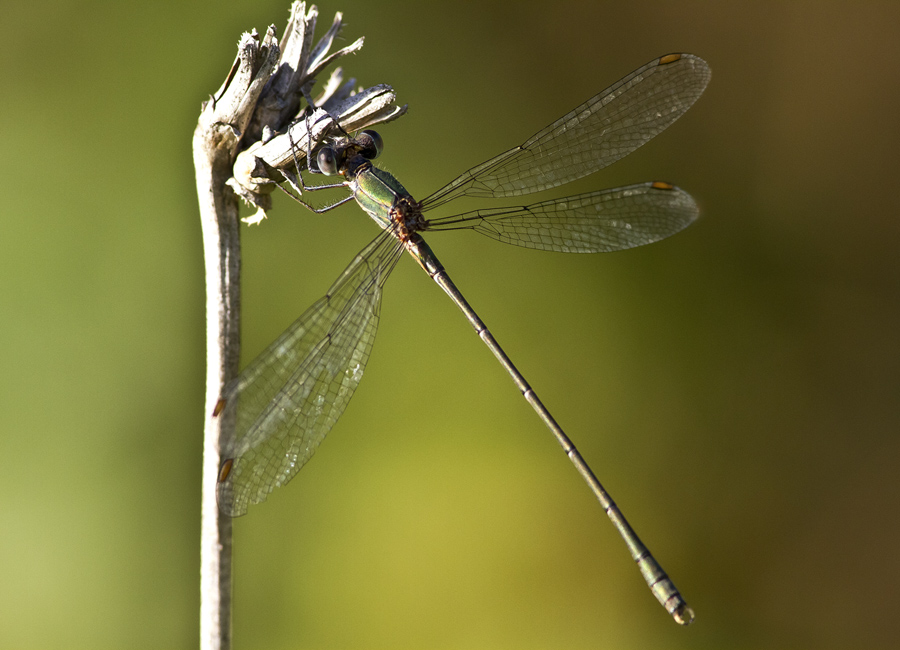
348;164;412;231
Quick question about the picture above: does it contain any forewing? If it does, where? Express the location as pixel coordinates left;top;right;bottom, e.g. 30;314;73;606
420;54;710;209
423;182;698;253
217;231;404;516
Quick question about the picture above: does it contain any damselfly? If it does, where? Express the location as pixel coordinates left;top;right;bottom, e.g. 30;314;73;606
216;53;710;624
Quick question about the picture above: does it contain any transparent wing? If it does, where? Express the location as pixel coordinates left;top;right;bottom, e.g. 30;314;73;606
419;54;710;210
216;230;405;516
423;182;698;253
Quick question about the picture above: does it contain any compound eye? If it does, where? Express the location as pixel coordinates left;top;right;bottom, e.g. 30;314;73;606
357;130;384;160
316;147;339;175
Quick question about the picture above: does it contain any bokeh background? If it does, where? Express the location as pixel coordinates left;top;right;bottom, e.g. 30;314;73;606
2;1;898;648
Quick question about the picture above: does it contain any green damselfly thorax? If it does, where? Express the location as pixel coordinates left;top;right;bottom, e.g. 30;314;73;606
216;53;710;624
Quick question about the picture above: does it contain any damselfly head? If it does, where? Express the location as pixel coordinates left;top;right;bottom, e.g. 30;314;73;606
316;130;385;176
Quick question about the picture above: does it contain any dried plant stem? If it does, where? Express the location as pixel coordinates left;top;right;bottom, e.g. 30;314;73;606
194;161;238;650
193;24;279;650
192;5;406;647
194;111;242;647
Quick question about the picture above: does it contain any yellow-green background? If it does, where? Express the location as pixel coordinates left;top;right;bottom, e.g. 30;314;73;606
2;1;897;648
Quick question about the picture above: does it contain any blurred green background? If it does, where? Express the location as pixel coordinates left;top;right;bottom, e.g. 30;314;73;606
2;0;898;648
